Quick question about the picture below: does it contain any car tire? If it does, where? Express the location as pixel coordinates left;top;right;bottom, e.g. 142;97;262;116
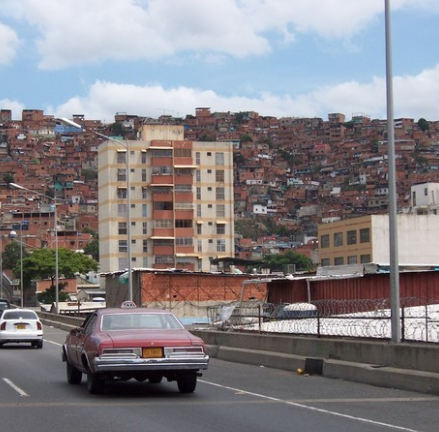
87;370;105;395
66;361;82;385
37;340;43;349
177;374;197;393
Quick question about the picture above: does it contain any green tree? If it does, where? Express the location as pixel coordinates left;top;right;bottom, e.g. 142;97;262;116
262;251;315;273
417;118;429;132
3;172;14;184
15;247;99;297
37;284;70;305
2;241;30;270
84;238;99;261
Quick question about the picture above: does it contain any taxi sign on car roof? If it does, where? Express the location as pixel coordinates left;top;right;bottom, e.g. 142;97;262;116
121;300;137;308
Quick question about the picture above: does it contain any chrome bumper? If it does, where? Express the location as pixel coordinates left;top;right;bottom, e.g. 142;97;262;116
92;355;209;373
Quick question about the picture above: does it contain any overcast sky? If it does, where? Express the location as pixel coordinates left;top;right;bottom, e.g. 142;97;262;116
1;0;438;123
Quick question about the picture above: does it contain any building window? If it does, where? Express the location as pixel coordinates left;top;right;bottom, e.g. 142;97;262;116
119;240;128;253
142;188;147;199
347;230;357;245
197;239;202;252
143;240;148;252
215;152;224;165
176;238;193;246
154;219;172;228
142;204;147;217
360;228;370;243
216;224;225;235
175;219;193;228
174;148;191;158
196;187;201;200
118;204;127;217
197;224;202;235
217;239;226;252
334;257;344;265
141;152;147;164
118;222;127;235
117;152;126;164
151;149;172;158
155;256;174;264
117;169;126;182
334;232;343;247
216;187;225;200
142;169;147;182
153;239;174;247
153;202;173;210
196;170;201;183
348;255;357;264
321;258;330;266
216;170;225;183
197;204;202;217
216;204;225;218
196;152;201;164
119;257;128;271
320;234;329;248
142;222;147;234
117;188;127;199
360;254;371;263
152;166;172;175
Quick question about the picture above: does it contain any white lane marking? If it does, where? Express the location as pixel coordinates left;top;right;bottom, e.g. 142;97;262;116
44;339;62;347
3;378;30;397
199;380;423;432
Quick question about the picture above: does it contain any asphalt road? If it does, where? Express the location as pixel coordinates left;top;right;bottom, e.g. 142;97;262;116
0;325;438;432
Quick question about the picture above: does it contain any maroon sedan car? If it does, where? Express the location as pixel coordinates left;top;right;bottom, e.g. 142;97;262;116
62;304;209;394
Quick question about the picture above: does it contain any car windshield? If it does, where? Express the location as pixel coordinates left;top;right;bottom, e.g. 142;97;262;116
102;313;184;331
3;311;38;320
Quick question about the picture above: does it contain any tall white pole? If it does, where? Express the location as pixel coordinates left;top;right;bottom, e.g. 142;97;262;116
126;145;133;303
0;234;3;299
385;0;401;343
54;198;59;314
20;222;23;308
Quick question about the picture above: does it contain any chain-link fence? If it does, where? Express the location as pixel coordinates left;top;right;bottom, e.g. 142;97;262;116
206;297;439;343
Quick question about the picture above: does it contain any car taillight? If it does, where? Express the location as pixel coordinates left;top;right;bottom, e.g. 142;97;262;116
0;322;5;330
37;322;42;330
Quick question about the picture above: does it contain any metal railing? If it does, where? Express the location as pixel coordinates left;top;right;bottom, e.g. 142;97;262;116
207;297;439;344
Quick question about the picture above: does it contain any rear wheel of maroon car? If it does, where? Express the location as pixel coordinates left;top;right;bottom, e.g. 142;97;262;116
177;374;197;393
87;371;105;394
66;361;82;385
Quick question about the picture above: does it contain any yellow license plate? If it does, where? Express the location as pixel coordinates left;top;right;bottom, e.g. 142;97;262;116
16;324;26;330
142;347;163;358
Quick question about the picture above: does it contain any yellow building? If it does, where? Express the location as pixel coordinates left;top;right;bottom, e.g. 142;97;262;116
318;214;439;267
98;125;234;273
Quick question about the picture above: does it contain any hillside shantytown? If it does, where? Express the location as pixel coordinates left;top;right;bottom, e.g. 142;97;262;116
0;107;439;304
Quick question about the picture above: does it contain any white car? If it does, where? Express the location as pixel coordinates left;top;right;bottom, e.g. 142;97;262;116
0;309;43;348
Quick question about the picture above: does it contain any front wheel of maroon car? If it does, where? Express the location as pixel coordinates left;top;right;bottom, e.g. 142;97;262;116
177;374;197;393
66;361;82;385
87;371;105;394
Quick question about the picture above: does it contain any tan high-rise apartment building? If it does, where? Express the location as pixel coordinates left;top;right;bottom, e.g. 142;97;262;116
98;125;234;273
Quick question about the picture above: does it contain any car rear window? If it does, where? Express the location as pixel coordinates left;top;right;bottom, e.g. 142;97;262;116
102;313;183;331
2;311;38;320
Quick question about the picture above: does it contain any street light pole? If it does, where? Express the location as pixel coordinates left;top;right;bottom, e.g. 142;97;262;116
9;183;60;313
20;222;23;307
59;118;133;303
385;0;400;344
